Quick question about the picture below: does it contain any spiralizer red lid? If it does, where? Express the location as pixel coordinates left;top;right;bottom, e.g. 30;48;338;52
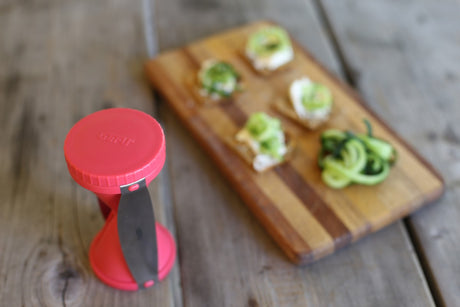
64;108;165;194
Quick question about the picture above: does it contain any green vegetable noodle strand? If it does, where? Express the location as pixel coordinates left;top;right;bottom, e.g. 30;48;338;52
318;120;397;188
199;60;240;98
247;27;291;57
244;112;286;161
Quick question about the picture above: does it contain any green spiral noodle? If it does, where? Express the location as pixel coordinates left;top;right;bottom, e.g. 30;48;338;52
199;61;239;97
246;26;292;58
245;112;285;160
301;82;332;112
318;120;397;188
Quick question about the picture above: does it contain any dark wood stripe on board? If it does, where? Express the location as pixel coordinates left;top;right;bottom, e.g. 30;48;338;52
219;100;247;127
274;164;352;249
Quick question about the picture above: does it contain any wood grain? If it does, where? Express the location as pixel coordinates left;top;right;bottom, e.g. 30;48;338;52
0;0;179;306
0;0;450;305
153;0;438;305
320;0;460;305
146;20;443;264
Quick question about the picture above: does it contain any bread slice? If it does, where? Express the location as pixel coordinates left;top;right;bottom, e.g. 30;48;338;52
237;51;293;77
273;97;332;130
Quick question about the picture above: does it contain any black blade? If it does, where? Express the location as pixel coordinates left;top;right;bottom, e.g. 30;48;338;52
118;178;158;289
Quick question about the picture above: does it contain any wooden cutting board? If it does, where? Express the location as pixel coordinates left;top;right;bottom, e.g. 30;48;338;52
146;20;444;264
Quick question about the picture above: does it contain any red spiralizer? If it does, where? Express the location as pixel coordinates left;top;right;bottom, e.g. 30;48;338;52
64;108;176;291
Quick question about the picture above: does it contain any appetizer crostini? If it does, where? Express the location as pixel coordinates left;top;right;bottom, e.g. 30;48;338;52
275;77;333;129
234;112;293;172
197;60;241;101
245;26;294;72
290;77;333;127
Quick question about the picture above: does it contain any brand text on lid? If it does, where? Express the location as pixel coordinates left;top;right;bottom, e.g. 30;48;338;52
98;132;135;146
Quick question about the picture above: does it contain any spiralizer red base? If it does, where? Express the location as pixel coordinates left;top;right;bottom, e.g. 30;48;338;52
89;212;176;291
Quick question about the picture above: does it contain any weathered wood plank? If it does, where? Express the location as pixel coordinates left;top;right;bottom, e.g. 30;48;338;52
154;0;435;305
319;1;460;305
0;0;179;306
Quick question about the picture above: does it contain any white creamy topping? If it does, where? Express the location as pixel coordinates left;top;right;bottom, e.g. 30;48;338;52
246;48;293;71
215;79;237;94
236;129;287;172
253;154;281;172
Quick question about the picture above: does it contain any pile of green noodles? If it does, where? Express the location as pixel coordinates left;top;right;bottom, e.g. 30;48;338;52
318;120;397;188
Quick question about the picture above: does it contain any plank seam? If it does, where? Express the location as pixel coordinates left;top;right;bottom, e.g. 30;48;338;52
157;100;186;307
311;0;357;87
312;1;443;305
142;0;158;57
404;218;446;307
142;0;184;305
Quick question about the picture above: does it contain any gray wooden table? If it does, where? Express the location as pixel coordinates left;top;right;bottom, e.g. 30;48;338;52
1;0;459;306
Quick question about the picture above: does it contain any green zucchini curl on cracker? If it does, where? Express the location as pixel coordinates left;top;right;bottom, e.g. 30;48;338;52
246;26;294;71
198;60;240;99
